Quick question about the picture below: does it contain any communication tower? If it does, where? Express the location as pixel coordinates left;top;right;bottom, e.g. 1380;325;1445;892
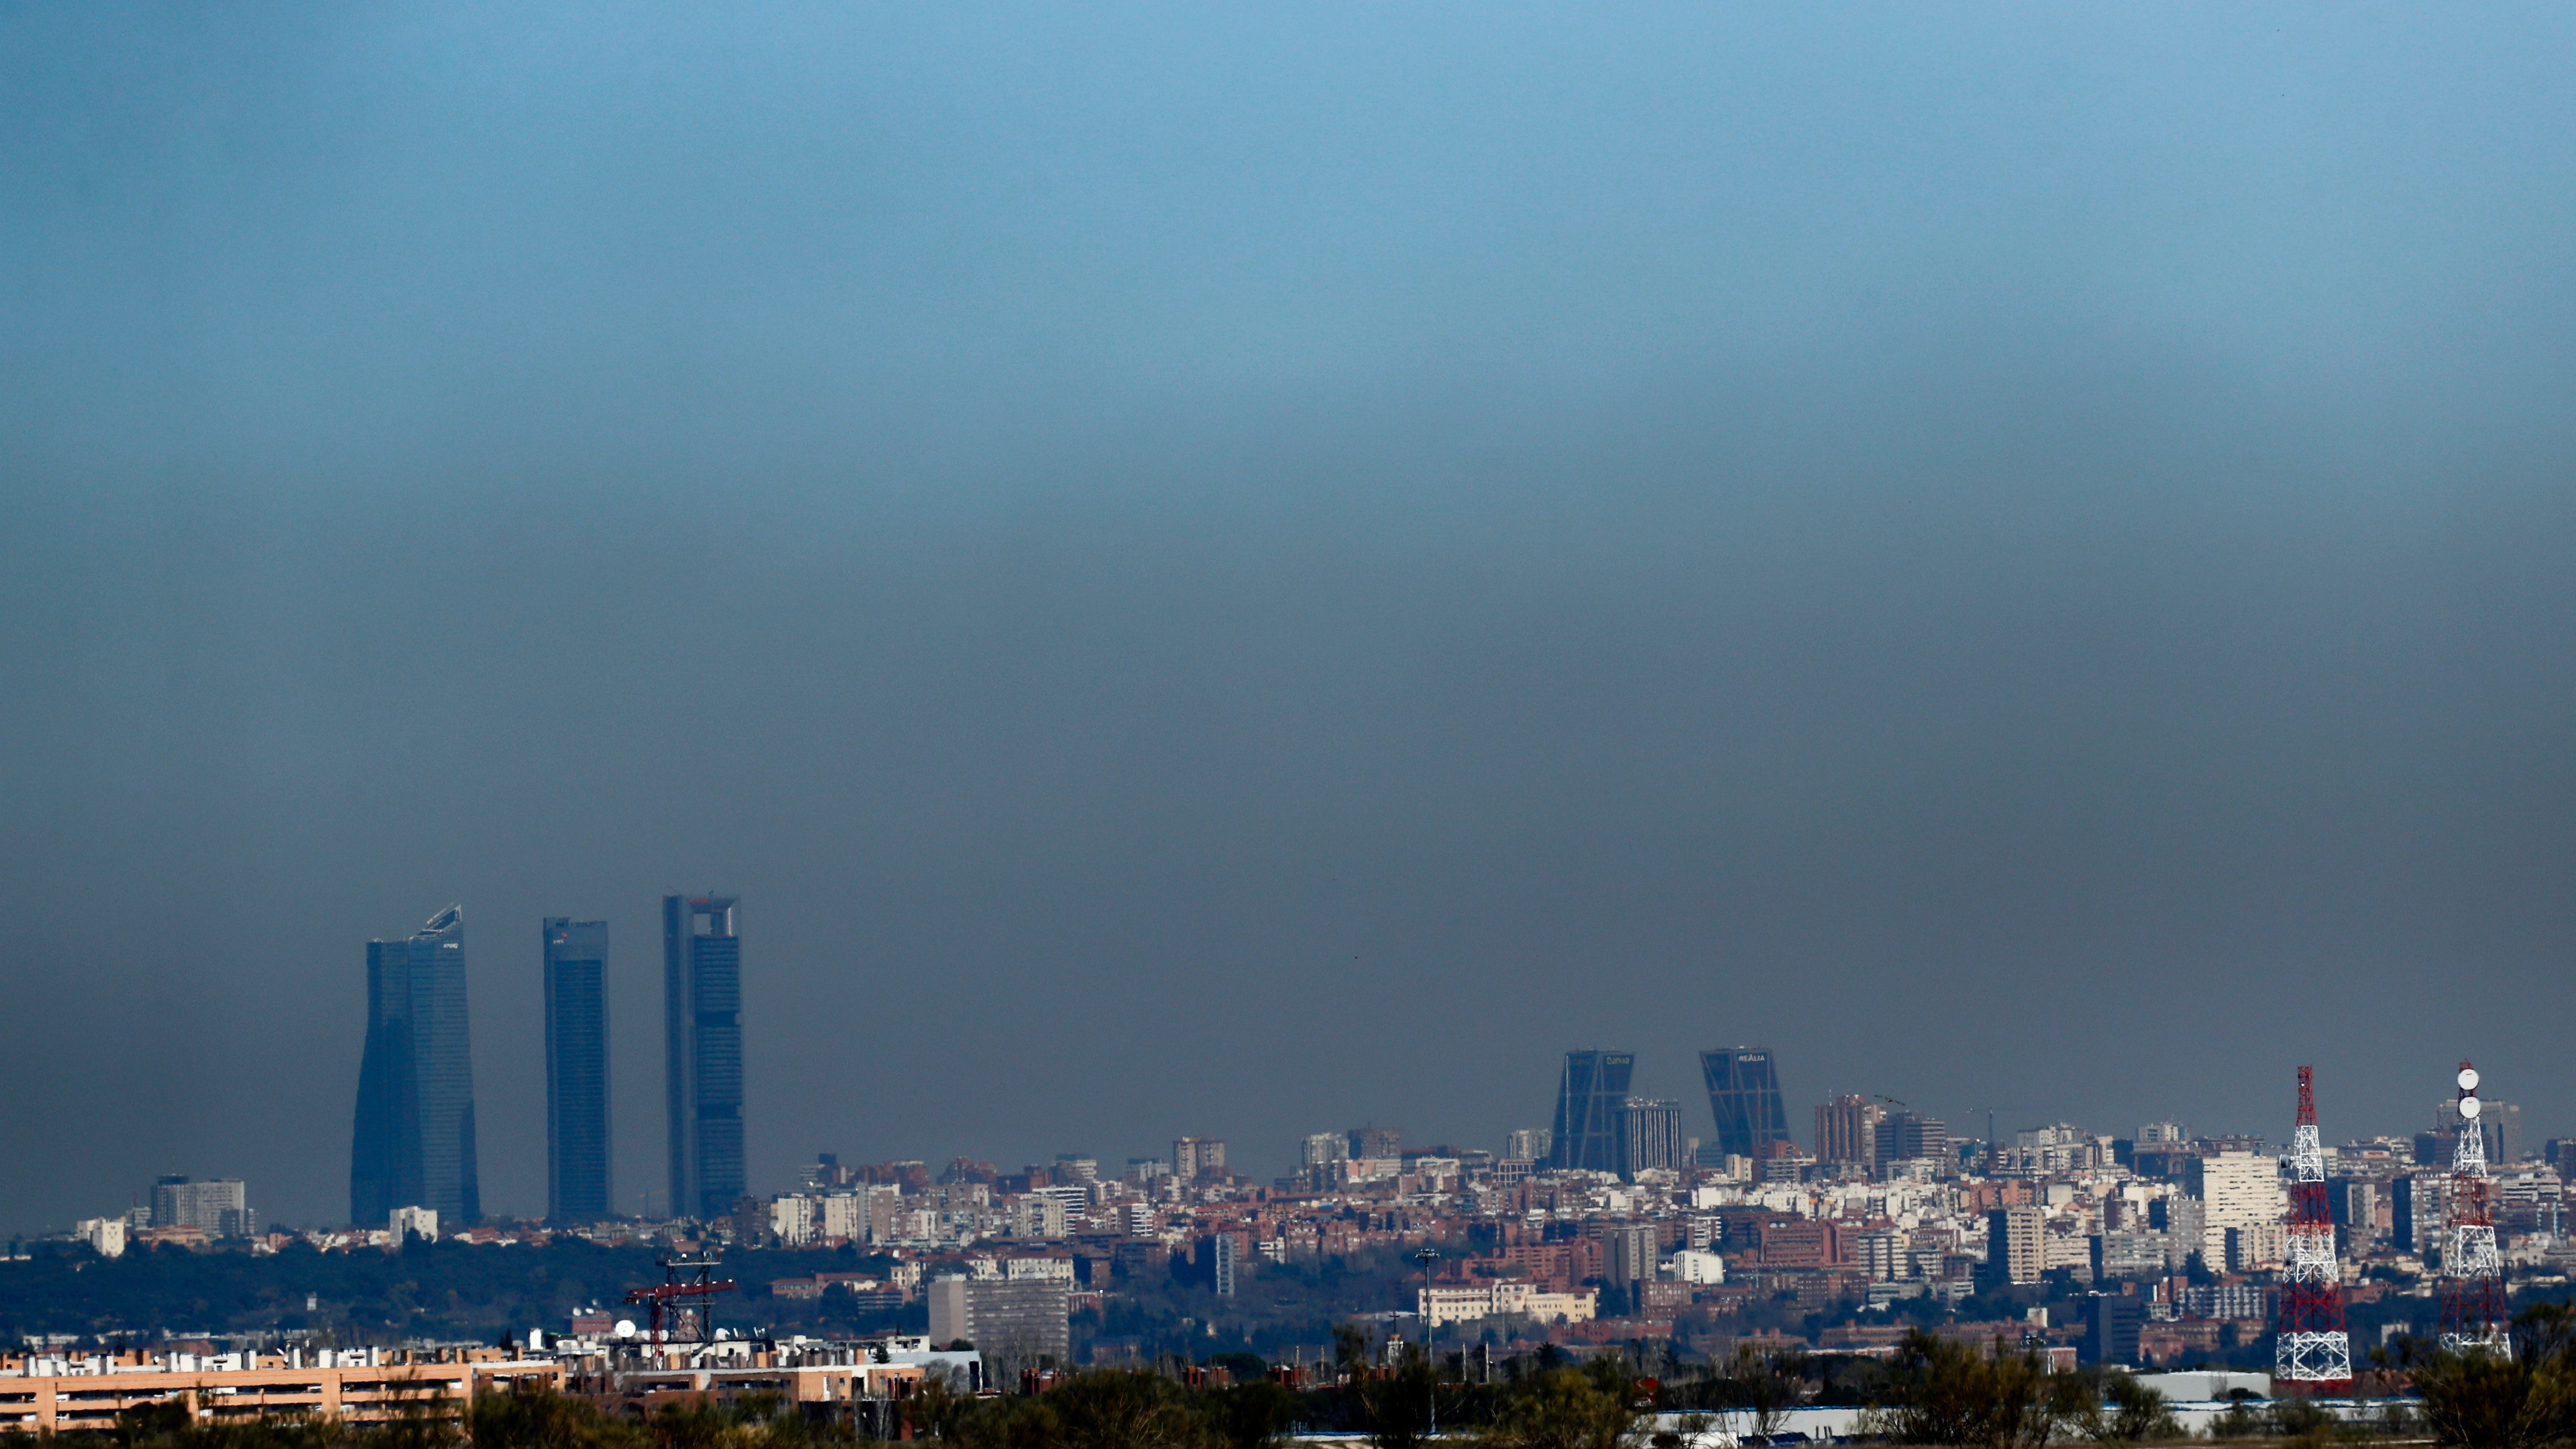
2438;1061;2509;1357
623;1252;735;1346
2274;1065;2352;1391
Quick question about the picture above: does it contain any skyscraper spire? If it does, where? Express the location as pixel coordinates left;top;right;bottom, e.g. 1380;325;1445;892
2439;1060;2509;1356
2274;1065;2351;1392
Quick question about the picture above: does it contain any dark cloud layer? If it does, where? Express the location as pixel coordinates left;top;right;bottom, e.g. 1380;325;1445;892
3;5;2572;1230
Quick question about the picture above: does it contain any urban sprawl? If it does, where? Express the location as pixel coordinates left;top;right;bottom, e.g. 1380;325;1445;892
13;903;2565;1438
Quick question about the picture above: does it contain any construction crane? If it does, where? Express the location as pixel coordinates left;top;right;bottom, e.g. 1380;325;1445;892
624;1253;736;1346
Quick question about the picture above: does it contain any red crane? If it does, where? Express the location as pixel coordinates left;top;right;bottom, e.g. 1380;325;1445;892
624;1253;736;1345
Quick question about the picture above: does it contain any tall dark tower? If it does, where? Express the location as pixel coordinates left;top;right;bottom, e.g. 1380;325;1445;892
1546;1050;1635;1173
350;906;481;1226
1700;1047;1789;1161
543;918;613;1222
664;895;744;1221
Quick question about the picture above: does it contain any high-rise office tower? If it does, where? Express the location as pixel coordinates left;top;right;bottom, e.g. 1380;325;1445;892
1815;1094;1883;1167
1877;1111;1951;1174
1700;1047;1789;1161
543;918;613;1222
1617;1098;1684;1179
1546;1050;1635;1173
350;906;481;1226
664;895;744;1221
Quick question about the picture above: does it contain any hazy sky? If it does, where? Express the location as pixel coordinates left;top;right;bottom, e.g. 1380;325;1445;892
5;5;2573;1232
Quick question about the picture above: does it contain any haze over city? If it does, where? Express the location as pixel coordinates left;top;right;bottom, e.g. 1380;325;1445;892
5;5;2574;1237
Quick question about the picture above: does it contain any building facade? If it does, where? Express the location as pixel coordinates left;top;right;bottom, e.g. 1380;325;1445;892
1877;1112;1951;1174
149;1178;252;1238
664;895;745;1221
543;918;613;1222
350;906;481;1227
1173;1138;1226;1181
1815;1095;1882;1168
1987;1205;2044;1286
2187;1152;2284;1266
1700;1047;1790;1161
1548;1051;1636;1174
1618;1098;1685;1179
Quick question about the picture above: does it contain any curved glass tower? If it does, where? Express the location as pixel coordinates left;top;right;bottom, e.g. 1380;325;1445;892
351;906;481;1227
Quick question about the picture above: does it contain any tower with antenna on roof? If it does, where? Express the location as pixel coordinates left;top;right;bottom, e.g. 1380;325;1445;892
2274;1066;2352;1392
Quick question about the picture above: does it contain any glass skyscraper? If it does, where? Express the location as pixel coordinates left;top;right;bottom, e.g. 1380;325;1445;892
1700;1046;1790;1160
1547;1049;1635;1173
664;895;745;1221
543;918;613;1222
350;906;481;1227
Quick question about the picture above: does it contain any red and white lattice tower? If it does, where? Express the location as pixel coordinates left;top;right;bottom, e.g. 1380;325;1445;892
2275;1065;2352;1392
2439;1060;2509;1356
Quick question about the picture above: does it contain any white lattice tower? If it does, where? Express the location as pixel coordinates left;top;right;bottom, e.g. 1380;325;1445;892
2439;1061;2509;1357
2275;1066;2352;1389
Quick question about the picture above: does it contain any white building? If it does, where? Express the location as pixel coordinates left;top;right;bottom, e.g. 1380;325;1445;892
2188;1152;2285;1264
1671;1249;1726;1284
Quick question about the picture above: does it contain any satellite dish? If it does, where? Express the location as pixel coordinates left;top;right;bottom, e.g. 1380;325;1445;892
2458;1068;2480;1093
614;1319;638;1339
2460;1097;2483;1121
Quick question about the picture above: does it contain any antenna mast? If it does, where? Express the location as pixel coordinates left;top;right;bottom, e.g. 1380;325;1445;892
2438;1061;2509;1356
2274;1066;2352;1392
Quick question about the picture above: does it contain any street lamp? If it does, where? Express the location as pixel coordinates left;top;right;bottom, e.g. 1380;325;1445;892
1413;1246;1441;1437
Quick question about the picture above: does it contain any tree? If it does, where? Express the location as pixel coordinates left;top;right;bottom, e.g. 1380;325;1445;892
1858;1331;2089;1449
2401;1304;2576;1449
1714;1341;1807;1440
1468;1356;1646;1449
2079;1374;2179;1445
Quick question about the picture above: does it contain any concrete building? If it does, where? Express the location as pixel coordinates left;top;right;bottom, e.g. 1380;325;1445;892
1986;1205;2044;1286
391;1205;439;1241
926;1277;1070;1368
1300;1133;1348;1168
2187;1152;2283;1266
1815;1095;1882;1168
1506;1128;1552;1163
2091;1231;2170;1281
150;1178;253;1238
1600;1222;1658;1284
1349;1127;1402;1160
1173;1138;1226;1182
1672;1248;1725;1284
74;1219;124;1258
0;1348;560;1435
1877;1113;1950;1176
2086;1296;2145;1365
1618;1099;1685;1180
1213;1232;1240;1297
